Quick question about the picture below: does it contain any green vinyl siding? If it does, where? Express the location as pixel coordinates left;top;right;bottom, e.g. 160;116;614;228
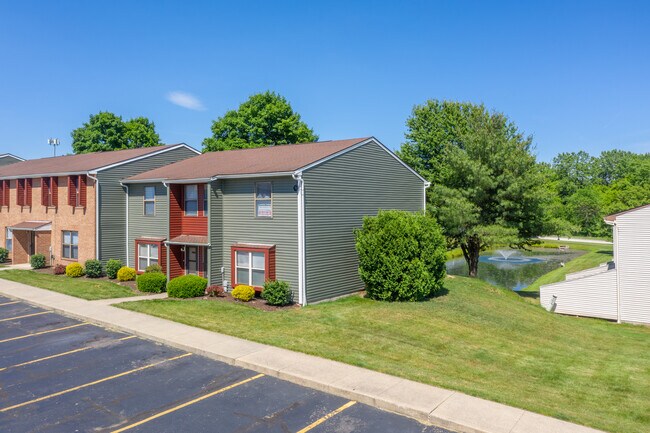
302;141;425;303
208;180;223;286
0;156;21;167
218;177;299;299
96;146;197;264
127;183;168;268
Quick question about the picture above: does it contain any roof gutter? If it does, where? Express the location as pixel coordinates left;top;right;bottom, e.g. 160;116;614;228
87;173;100;260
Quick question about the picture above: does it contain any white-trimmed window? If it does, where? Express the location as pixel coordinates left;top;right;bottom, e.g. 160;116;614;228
62;230;78;259
235;250;266;287
203;184;208;214
184;184;198;216
144;186;155;216
5;228;12;252
138;243;159;271
255;182;272;218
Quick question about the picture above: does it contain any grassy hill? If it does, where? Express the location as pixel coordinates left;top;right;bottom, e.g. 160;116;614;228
119;274;649;433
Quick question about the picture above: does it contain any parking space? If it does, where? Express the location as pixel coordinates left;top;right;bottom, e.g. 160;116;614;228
0;295;453;433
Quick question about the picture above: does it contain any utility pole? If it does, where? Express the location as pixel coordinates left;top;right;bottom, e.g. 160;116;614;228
47;138;60;157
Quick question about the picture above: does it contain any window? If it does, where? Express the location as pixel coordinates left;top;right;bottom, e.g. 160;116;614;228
255;182;272;218
235;250;266;287
184;185;198;216
62;230;78;259
144;186;155;216
138;243;159;271
203;184;208;214
5;228;12;252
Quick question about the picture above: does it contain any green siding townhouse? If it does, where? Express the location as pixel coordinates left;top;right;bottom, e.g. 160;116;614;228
122;137;428;305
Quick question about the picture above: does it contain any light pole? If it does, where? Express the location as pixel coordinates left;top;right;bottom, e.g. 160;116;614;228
47;138;60;157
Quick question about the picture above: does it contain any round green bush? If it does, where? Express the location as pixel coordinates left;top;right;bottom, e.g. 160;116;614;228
355;210;447;302
261;280;292;306
30;253;46;269
117;266;136;282
84;259;103;278
0;247;8;263
167;275;207;298
232;284;255;302
65;262;84;278
137;272;167;293
106;259;123;279
145;263;163;273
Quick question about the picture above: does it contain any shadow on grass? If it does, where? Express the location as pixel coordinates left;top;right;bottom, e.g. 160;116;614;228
516;291;540;300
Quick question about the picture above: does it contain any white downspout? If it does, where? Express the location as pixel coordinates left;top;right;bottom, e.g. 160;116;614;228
163;181;170;282
423;181;431;214
605;218;621;323
292;172;306;306
87;173;100;260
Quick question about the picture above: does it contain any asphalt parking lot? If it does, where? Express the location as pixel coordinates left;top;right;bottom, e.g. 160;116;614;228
0;295;453;433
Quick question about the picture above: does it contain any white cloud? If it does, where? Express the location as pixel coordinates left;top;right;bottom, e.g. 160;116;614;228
166;91;206;111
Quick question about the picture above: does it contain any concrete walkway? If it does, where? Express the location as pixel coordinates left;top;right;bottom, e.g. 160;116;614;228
538;236;612;245
0;280;606;433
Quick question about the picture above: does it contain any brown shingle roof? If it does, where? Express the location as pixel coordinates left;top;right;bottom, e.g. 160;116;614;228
124;138;371;182
0;144;192;179
604;203;650;222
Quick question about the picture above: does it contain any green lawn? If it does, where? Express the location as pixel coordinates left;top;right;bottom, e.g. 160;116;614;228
117;277;649;433
0;270;139;300
524;242;613;293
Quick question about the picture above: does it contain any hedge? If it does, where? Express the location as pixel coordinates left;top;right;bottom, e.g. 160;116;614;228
137;272;167;293
167;275;207;298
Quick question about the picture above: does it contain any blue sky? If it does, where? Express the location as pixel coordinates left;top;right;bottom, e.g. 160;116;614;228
0;1;648;162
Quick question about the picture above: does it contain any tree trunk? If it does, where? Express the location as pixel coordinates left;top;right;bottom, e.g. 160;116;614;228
461;236;481;277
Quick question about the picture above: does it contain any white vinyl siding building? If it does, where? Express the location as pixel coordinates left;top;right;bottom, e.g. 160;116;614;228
540;204;650;325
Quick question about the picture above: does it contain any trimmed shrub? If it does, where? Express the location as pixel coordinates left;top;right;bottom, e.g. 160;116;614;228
167;275;207;298
84;259;103;278
65;262;84;278
53;264;67;275
117;266;136;282
206;285;224;297
0;247;8;263
262;280;292;306
232;285;255;302
355;210;447;302
30;254;46;269
145;263;163;273
106;259;122;279
137;272;167;293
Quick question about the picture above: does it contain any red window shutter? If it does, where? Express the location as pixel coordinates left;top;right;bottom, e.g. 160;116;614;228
25;179;32;206
68;176;74;206
41;177;48;206
51;177;58;206
16;179;24;206
3;180;8;207
0;180;4;206
79;175;87;208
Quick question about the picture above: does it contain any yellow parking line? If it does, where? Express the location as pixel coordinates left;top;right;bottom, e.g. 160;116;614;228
0;353;192;412
295;400;357;433
111;373;265;433
0;311;50;322
0;323;90;344
0;335;138;372
0;301;20;307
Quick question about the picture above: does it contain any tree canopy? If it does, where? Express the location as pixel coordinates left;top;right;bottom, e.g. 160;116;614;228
71;112;161;154
202;91;318;152
398;100;544;277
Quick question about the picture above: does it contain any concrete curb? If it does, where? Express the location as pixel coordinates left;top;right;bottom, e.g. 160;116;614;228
0;280;608;433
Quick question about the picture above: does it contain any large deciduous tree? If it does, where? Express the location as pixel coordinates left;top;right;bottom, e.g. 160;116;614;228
398;100;544;277
71;112;160;154
202;91;318;152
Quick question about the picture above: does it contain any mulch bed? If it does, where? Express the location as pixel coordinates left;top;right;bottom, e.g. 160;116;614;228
198;292;299;312
32;266;140;293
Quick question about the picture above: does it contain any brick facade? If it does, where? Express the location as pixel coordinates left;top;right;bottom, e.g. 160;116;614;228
0;176;96;265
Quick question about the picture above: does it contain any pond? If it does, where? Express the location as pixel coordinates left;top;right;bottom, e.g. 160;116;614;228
446;248;584;291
